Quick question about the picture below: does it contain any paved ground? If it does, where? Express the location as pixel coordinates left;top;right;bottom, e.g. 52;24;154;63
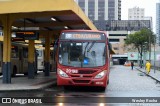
0;72;56;91
0;65;160;106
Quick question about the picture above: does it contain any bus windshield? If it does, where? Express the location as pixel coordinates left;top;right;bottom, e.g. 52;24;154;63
58;41;106;67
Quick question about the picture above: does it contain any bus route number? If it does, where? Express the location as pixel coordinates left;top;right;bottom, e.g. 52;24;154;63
66;69;78;74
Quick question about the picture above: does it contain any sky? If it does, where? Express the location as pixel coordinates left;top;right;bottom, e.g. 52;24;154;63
121;0;159;33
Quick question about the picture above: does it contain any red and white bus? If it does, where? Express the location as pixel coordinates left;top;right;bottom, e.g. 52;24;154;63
55;30;110;90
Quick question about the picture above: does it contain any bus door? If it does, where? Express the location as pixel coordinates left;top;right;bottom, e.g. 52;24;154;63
18;48;23;73
35;50;38;74
11;45;19;75
22;47;28;74
0;43;2;74
53;39;58;72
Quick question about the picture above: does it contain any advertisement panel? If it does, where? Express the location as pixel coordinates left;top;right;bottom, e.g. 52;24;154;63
128;52;139;60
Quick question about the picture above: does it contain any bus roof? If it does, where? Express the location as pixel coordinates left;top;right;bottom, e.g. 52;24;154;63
61;30;108;35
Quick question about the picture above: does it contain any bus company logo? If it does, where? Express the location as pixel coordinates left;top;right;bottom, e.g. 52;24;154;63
80;74;83;78
2;98;11;103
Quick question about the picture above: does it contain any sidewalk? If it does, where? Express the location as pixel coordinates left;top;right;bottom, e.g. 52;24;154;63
135;67;160;82
0;72;57;91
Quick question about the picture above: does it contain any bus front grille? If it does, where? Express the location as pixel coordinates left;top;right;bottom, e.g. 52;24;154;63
72;80;90;83
71;75;92;78
77;70;96;74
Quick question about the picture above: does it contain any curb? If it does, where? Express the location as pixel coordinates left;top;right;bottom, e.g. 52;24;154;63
135;67;160;83
0;79;57;92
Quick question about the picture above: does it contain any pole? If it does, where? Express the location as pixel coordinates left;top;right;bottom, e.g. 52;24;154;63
149;33;151;62
154;37;156;73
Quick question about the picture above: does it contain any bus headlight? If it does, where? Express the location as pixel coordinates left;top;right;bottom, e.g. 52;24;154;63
58;69;69;78
94;71;106;79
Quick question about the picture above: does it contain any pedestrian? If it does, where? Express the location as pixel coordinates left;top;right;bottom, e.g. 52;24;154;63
131;61;134;70
145;61;151;74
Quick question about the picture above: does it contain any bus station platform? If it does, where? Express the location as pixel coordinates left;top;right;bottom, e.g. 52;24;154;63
0;72;56;91
136;67;160;82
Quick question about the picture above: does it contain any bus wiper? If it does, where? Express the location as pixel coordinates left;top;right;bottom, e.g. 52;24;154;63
81;42;89;67
87;41;96;52
83;42;89;58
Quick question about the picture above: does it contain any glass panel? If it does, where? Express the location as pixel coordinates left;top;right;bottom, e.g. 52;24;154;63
58;41;106;67
37;50;42;57
11;46;18;58
23;48;28;58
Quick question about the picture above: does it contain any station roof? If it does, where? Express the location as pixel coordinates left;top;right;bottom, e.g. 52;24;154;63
0;0;97;36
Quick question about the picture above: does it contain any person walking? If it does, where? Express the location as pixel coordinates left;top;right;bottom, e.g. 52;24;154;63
145;61;151;74
131;61;134;70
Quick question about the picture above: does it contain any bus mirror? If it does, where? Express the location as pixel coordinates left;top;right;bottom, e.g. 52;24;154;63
53;39;59;48
109;43;112;50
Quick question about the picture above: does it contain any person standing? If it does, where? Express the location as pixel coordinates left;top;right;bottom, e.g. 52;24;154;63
131;61;134;70
145;61;151;74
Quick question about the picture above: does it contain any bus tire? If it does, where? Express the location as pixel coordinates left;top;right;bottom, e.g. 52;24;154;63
64;86;71;90
99;87;106;91
50;64;52;71
12;66;17;77
24;72;28;76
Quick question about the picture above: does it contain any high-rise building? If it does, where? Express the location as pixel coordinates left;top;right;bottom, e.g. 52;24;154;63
156;3;160;44
75;0;121;30
128;7;145;20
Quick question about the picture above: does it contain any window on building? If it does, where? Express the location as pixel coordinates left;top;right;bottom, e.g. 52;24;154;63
114;47;119;50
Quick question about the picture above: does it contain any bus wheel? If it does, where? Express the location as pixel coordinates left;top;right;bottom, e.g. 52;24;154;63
12;66;17;77
50;64;52;71
64;86;71;90
99;87;106;91
24;72;28;76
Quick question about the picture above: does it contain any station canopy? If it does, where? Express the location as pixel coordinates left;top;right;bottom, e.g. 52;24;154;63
0;0;97;36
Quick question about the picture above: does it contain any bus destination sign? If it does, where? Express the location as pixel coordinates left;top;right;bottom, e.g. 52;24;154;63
61;32;105;40
15;31;39;40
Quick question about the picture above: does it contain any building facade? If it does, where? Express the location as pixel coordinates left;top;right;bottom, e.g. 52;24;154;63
128;7;145;20
108;20;151;55
75;0;121;30
156;3;160;44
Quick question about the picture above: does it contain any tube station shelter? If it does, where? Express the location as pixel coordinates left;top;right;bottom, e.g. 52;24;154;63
0;0;97;83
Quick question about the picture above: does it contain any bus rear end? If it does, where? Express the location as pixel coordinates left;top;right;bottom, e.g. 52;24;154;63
56;30;110;90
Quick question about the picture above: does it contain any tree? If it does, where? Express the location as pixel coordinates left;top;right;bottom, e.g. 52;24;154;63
125;28;155;68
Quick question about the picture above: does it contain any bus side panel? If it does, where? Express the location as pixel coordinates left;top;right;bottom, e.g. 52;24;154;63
11;58;20;74
37;49;44;71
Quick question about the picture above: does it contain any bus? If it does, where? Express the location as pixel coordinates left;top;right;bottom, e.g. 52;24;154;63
36;48;44;71
0;42;29;76
36;46;56;72
55;30;110;90
0;36;37;76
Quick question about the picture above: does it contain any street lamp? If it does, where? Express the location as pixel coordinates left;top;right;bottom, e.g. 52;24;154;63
143;44;147;68
153;36;157;73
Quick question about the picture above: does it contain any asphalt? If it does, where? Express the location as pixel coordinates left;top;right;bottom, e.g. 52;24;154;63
0;66;159;92
0;71;57;91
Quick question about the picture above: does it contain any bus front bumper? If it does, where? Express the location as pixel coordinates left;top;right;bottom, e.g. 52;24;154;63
57;76;107;87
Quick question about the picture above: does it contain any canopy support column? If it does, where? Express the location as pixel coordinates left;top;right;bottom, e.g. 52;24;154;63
44;35;50;76
28;40;35;79
1;15;13;83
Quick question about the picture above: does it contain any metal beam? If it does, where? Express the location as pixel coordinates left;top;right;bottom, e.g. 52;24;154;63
11;11;74;20
13;21;84;27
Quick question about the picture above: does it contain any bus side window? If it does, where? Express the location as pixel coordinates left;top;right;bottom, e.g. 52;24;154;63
108;43;112;51
11;46;18;58
23;48;28;58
